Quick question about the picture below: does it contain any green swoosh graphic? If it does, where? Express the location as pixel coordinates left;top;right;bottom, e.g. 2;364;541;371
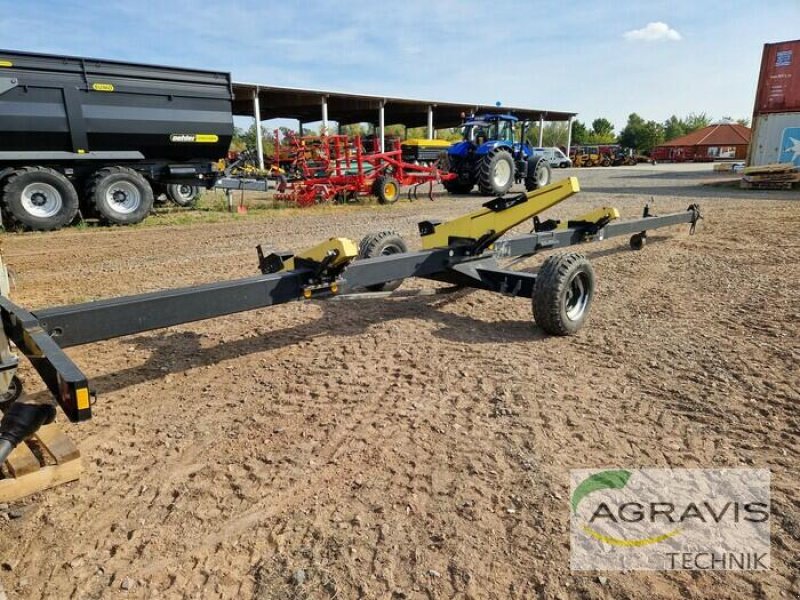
571;470;631;513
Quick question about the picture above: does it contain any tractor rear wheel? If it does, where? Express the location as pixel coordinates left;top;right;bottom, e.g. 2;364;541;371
532;253;595;336
525;156;552;191
478;149;515;196
358;230;408;291
373;176;400;204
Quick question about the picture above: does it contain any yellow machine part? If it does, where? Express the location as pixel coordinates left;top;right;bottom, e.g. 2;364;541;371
401;138;453;149
420;177;580;250
282;237;359;271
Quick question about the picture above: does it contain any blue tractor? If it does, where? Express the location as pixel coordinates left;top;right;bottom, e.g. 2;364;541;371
444;113;552;196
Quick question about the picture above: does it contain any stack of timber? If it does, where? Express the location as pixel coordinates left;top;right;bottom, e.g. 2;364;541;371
741;163;800;190
0;424;81;503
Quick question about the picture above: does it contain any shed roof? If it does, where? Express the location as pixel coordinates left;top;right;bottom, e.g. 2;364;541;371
660;123;751;147
231;82;576;128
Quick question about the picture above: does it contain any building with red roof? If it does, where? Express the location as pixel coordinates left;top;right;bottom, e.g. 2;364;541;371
651;123;751;162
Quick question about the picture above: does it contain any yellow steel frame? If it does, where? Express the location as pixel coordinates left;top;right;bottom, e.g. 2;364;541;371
420;177;581;250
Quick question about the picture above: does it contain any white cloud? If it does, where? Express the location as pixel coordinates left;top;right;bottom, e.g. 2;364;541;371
623;22;682;42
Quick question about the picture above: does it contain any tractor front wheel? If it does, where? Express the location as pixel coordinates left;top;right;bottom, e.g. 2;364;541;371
478;149;515;196
525;156;552;191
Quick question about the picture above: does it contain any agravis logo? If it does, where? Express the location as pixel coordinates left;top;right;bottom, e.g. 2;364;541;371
572;470;681;547
570;468;771;570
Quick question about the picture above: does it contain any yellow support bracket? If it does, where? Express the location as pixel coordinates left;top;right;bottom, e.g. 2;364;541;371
280;237;359;271
420;177;580;250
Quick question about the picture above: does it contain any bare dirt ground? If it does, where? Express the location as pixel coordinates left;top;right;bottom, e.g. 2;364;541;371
0;165;798;599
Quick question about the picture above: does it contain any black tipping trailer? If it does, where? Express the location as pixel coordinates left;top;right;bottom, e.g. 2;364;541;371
0;49;233;230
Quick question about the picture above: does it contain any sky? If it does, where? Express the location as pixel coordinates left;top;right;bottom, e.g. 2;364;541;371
1;0;798;134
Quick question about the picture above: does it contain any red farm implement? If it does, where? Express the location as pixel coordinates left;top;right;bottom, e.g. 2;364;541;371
273;132;454;207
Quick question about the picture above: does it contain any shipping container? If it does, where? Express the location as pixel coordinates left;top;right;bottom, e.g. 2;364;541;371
753;39;800;114
748;112;800;167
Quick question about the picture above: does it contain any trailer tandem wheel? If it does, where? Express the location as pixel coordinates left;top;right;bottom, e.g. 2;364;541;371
166;184;201;207
532;253;595;336
1;167;79;231
87;167;154;225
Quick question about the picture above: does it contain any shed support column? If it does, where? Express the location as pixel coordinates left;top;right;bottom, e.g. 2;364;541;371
253;89;264;170
566;116;574;154
298;120;304;136
321;95;329;135
379;101;385;152
427;105;434;139
537;114;544;147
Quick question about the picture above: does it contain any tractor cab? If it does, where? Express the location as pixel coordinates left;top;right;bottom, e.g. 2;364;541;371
461;115;516;147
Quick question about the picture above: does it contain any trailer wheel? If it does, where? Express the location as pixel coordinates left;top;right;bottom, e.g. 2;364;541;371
478;148;515;196
629;233;646;250
0;375;22;412
373;176;400;204
358;230;408;291
525;156;552;191
1;167;79;231
166;183;201;207
532;253;595;336
87;167;154;225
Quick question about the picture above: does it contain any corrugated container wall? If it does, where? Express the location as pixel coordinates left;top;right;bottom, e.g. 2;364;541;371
749;39;800;166
749;112;800;167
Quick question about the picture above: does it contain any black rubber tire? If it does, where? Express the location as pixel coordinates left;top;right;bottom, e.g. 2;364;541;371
443;155;475;194
478;149;515;196
524;156;552;192
358;230;408;292
630;233;646;250
86;167;154;225
443;178;474;194
166;183;201;207
373;176;400;204
560;162;570;168
0;375;22;413
532;253;595;336
1;167;79;231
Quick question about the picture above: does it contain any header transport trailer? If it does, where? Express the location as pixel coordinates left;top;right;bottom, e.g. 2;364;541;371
0;49;233;230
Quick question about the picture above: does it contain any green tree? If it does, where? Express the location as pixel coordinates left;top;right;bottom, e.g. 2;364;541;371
663;115;686;141
684;112;711;132
618;113;664;153
340;123;369;137
736;117;751;127
590;118;615;143
570;120;590;145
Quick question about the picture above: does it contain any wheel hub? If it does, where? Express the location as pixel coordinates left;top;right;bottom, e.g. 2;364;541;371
493;160;512;187
105;181;141;214
565;272;589;321
21;182;63;218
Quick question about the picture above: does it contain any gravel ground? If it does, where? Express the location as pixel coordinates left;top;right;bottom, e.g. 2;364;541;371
0;164;798;599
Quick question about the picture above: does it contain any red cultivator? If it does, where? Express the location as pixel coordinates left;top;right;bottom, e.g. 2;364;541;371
273;132;454;207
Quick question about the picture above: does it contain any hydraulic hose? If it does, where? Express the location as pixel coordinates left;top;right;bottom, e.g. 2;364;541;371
0;402;56;464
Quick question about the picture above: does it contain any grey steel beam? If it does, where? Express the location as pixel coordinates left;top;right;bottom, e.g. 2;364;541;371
493;209;698;258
